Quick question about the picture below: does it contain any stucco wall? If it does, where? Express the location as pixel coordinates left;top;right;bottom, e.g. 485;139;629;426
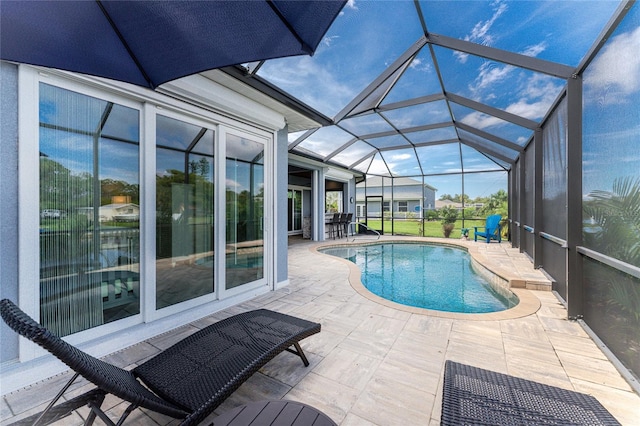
0;62;19;363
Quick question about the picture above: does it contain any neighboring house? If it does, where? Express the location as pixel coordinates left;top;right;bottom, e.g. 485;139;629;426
355;176;436;218
435;199;464;211
99;203;140;222
434;200;484;212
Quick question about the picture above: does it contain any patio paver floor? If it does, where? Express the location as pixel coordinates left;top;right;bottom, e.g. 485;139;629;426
2;236;639;425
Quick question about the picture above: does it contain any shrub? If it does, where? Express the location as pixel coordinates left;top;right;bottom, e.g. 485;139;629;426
439;206;458;238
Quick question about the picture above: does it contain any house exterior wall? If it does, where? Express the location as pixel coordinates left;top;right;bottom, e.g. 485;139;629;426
0;63;291;392
0;62;19;363
355;178;436;216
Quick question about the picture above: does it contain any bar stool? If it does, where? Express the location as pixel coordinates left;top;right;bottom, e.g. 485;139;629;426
329;213;341;239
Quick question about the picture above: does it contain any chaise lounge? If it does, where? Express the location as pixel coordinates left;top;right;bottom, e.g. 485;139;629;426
0;299;320;426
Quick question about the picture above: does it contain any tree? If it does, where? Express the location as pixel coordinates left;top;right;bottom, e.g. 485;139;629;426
582;177;640;374
583;177;640;267
453;193;470;203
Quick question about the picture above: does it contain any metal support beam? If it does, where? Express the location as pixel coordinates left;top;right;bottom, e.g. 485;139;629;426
377;93;446;112
566;75;583;319
459;138;515;165
324;137;358;162
334;36;427;122
456;122;524;152
427;33;575;79
509;167;516;247
533;128;543;268
446;92;539;130
519;157;526;254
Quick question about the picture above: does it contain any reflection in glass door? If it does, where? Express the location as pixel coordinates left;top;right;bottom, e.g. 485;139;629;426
226;134;265;290
38;83;141;336
156;115;215;309
288;189;302;234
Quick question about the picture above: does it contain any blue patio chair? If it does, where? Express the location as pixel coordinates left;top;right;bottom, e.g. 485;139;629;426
474;214;502;243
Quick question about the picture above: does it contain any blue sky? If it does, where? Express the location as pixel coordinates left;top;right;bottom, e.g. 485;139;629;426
39;1;637;202
582;3;640;197
260;0;628;199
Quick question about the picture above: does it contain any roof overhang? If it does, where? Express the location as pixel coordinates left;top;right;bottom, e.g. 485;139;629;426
202;66;333;133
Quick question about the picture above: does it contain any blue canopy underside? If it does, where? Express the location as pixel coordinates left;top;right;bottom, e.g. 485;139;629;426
0;1;346;89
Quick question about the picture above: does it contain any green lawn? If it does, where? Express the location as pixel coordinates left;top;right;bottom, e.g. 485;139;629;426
361;219;487;238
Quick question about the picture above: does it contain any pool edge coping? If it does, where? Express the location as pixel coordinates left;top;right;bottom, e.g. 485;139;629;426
309;238;542;320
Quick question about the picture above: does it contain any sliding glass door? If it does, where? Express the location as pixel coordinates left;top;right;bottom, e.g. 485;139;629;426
225;133;265;290
156;115;215;309
288;189;303;234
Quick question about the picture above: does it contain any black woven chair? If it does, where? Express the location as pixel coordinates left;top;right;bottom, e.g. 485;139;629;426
442;360;621;425
1;298;320;426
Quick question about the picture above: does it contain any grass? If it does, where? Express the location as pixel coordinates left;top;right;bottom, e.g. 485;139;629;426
362;219;487;238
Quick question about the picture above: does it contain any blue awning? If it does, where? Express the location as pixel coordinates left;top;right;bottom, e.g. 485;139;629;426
1;0;346;89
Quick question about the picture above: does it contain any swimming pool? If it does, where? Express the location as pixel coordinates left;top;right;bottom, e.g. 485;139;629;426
320;243;519;313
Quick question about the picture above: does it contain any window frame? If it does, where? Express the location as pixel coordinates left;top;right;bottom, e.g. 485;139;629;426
19;69;144;354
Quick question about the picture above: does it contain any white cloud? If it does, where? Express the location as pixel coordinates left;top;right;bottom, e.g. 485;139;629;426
469;62;514;96
504;97;552;121
259;57;354;116
339;0;358;16
504;74;562;120
585;26;640;105
409;58;432;73
454;1;507;64
467;1;507;44
521;42;546;58
368;157;391;175
467;1;507;43
390;153;412;161
225;178;241;190
322;35;340;48
464;72;562;128
460;111;504;129
453;51;469;64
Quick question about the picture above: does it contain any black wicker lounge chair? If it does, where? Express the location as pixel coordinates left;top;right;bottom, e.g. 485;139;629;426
442;360;621;425
0;299;320;426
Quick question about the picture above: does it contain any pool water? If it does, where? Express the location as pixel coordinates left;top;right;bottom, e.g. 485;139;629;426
320;243;518;313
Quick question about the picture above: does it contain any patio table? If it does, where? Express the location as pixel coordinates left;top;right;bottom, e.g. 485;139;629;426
442;360;620;425
211;400;337;426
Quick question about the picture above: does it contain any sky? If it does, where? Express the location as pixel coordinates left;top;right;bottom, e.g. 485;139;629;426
257;0;629;199
582;4;640;197
38;1;637;201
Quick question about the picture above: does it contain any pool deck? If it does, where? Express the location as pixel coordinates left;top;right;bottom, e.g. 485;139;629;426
2;236;639;425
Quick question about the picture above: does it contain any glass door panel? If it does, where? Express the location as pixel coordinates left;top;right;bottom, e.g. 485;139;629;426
288;189;303;234
226;134;265;290
39;83;140;336
156;115;215;309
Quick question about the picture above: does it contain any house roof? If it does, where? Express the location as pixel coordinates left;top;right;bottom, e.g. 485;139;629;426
357;176;437;191
435;200;464;209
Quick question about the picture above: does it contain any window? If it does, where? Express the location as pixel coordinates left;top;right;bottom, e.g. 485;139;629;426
383;201;390;212
398;201;408;212
39;83;140;336
325;191;343;212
